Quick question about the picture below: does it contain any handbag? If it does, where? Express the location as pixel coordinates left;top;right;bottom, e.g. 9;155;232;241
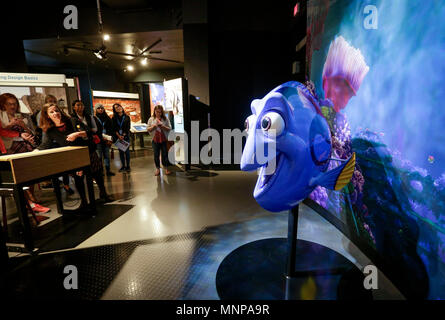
93;134;101;144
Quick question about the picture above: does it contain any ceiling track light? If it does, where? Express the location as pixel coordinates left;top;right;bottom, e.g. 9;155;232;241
93;45;107;60
141;58;148;66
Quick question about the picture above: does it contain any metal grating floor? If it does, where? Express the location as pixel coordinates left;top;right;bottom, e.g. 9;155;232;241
2;206;402;300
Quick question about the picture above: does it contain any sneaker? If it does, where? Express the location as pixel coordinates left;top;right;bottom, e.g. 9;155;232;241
31;203;51;214
106;171;116;176
125;167;131;172
119;167;126;172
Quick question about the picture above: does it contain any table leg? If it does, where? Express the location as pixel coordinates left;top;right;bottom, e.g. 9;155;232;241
51;177;64;214
131;133;135;152
139;134;144;148
85;168;96;212
0;223;8;273
13;185;34;252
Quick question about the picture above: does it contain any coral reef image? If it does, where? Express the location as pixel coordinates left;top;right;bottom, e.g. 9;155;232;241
307;0;445;299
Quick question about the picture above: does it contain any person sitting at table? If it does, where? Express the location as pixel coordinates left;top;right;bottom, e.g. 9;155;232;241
38;103;113;209
0;93;38;153
111;103;131;173
0;93;50;213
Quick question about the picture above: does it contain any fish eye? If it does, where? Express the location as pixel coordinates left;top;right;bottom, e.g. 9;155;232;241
260;112;285;136
244;115;256;133
261;117;271;130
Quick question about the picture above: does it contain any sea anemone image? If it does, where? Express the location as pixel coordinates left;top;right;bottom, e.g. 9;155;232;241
322;36;370;112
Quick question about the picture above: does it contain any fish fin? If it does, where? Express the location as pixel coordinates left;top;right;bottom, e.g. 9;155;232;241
330;157;348;162
311;153;356;190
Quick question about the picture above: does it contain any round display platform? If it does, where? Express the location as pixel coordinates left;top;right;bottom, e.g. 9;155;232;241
216;238;372;300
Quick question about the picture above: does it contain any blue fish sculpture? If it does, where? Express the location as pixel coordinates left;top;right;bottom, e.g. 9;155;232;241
240;81;356;212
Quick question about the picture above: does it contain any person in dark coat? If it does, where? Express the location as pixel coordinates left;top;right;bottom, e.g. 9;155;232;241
94;103;115;176
38;103;113;207
111;103;131;172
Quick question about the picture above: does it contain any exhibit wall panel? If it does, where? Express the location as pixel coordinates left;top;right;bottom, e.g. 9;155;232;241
307;0;445;299
148;83;165;116
0;86;69;115
163;78;184;134
92;94;142;124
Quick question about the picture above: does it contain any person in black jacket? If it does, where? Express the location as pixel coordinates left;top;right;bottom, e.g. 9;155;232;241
71;100;98;143
111;103;131;172
94;103;115;176
38;103;113;207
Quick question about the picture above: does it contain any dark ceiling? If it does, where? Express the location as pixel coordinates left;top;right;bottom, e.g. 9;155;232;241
24;30;184;71
101;0;154;11
0;0;184;73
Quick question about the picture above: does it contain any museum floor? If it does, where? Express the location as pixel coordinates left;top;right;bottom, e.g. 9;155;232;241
2;147;405;300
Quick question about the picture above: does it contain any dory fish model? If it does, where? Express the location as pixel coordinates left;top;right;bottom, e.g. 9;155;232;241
240;81;356;212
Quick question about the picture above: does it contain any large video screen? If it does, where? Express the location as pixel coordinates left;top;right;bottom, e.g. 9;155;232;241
307;0;445;299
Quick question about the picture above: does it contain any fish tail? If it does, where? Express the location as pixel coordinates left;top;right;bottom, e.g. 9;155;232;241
310;153;356;190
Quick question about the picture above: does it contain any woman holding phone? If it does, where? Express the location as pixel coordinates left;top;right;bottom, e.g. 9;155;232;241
147;105;171;176
0;93;37;152
0;93;50;213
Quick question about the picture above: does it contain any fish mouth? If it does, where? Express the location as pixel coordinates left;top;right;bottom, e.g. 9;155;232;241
254;152;284;198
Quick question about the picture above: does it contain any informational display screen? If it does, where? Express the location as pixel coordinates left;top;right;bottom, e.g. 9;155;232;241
148;83;165;116
147;79;186;164
163;78;184;134
132;124;148;132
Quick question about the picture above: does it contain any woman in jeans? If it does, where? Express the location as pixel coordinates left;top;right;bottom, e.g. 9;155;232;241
147;105;171;176
111;103;131;172
94;103;115;176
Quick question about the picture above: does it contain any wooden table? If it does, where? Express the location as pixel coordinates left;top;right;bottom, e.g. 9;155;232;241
0;146;94;253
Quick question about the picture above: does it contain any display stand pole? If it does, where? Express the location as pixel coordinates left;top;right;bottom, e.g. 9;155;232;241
286;204;299;277
285;204;299;300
